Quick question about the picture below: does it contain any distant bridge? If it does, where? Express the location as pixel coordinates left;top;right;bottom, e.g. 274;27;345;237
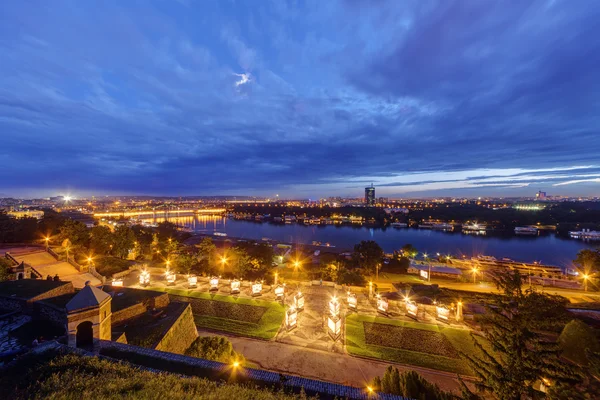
93;209;226;218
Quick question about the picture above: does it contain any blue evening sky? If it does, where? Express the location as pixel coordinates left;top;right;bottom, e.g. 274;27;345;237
1;0;599;198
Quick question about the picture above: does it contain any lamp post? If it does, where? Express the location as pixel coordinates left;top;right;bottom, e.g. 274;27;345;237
44;236;50;251
583;274;589;292
220;256;228;274
472;267;478;284
66;246;70;262
423;253;431;282
87;256;93;269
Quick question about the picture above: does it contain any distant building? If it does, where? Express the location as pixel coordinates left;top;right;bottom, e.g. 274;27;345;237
7;210;44;219
535;191;547;200
365;184;375;206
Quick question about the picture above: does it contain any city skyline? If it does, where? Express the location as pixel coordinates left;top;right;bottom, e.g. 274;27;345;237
2;1;600;198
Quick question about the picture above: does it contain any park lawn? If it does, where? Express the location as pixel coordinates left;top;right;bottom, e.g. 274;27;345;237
345;314;487;376
150;287;285;340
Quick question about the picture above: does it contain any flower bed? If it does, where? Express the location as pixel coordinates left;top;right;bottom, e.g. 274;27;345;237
170;295;266;324
363;322;459;359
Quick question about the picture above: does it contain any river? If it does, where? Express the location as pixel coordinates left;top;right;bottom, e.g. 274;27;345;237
138;215;596;268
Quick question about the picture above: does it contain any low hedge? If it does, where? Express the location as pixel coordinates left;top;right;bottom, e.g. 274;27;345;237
363;322;459;359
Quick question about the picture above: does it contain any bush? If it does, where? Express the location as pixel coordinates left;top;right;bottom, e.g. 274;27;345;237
94;256;132;277
372;367;454;400
337;268;366;286
559;319;600;366
185;336;245;365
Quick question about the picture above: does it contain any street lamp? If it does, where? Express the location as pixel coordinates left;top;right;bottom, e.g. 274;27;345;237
423;253;431;282
583;274;589;292
293;259;301;269
472;267;478;284
87;255;93;268
44;236;50;251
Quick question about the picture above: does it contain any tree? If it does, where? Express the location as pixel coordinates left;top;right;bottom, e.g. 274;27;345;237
462;270;582;400
371;367;453;400
0;258;13;281
196;237;217;267
574;248;600;274
112;225;136;259
185;336;245;365
58;219;89;247
174;252;197;275
156;221;179;242
353;240;384;276
400;243;418;258
558;319;600;366
90;226;113;255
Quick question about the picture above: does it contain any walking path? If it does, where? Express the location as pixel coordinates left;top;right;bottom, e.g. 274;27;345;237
198;330;468;394
8;248;100;288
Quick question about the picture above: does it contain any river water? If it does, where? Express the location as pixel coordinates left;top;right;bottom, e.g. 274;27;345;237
141;215;595;268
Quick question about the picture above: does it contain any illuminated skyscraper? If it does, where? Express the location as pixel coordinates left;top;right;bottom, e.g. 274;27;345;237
365;184;375;206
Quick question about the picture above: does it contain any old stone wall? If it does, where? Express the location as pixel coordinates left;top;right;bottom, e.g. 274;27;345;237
31;282;74;303
151;293;170;309
0;297;25;312
154;303;197;355
112;303;147;325
34;302;67;326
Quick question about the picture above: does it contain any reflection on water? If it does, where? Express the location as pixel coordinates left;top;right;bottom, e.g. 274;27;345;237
138;215;592;266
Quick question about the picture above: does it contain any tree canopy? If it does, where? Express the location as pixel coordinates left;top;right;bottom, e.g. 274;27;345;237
462;270;582;399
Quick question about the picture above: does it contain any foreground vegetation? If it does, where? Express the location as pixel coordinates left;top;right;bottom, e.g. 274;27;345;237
345;314;481;375
154;287;285;340
0;349;313;400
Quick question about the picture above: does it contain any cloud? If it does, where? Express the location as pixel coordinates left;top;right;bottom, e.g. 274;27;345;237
0;0;599;197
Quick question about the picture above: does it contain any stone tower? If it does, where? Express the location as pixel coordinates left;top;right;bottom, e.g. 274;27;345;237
65;283;112;348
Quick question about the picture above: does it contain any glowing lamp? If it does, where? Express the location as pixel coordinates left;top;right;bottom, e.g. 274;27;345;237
274;284;285;300
436;304;450;321
166;272;176;285
293;291;305;311
329;296;340;318
377;296;389;315
327;314;342;339
209;276;219;291
139;270;150;286
285;307;298;330
231;279;241;294
347;292;357;310
406;300;418;319
252;281;263;296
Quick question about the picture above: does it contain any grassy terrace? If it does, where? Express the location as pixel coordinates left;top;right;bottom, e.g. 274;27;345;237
151;287;285;340
1;349;312;400
345;314;487;375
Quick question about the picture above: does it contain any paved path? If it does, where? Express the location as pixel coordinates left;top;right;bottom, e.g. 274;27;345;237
198;330;469;394
11;249;100;288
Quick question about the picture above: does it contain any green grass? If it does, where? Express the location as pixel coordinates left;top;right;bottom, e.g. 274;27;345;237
2;349;313;400
150;287;285;340
345;314;486;375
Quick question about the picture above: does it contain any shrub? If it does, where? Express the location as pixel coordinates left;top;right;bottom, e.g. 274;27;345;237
337;268;366;286
94;256;132;277
185;336;245;365
372;367;454;400
559;319;600;366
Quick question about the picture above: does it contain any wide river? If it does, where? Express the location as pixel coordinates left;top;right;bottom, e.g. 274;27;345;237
141;215;596;268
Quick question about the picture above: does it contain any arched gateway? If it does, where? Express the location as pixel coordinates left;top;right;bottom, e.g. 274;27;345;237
66;282;112;348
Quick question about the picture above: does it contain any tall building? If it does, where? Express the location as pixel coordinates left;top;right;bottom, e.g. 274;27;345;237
365;184;375;206
535;191;547;200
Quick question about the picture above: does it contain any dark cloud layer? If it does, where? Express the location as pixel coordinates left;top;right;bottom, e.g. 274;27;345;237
0;0;599;198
